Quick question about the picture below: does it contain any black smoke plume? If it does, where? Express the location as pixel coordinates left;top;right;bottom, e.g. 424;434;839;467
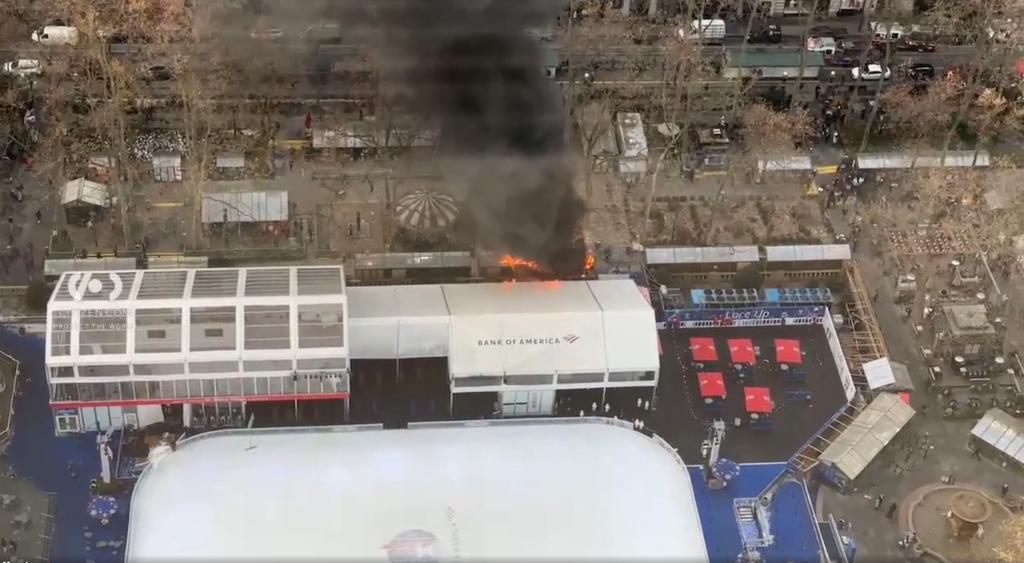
334;0;586;275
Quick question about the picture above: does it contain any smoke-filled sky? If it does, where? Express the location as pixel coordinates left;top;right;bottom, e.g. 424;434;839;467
227;0;584;274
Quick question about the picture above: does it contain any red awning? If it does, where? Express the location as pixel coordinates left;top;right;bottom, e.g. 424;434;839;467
1016;59;1024;77
744;386;773;413
728;338;755;365
775;339;803;364
899;392;911;405
698;372;726;398
690;337;718;362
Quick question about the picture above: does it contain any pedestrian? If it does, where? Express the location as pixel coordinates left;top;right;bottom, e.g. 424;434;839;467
1002;483;1010;497
35;209;42;224
886;501;897;519
972;447;981;460
874;494;884;510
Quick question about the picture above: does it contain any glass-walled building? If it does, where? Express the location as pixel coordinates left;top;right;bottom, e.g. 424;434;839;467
46;266;349;433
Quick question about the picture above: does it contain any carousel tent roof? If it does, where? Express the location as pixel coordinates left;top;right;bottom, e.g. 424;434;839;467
61;178;109;208
395;189;458;232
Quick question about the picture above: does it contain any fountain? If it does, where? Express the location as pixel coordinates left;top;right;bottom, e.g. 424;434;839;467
947;491;992;539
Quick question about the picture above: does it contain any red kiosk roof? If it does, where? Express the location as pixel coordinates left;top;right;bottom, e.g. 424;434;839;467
774;339;803;364
744;386;773;413
689;337;718;362
697;372;726;398
727;338;755;364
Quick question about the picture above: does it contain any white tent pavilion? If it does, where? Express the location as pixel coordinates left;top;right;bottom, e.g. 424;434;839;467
62;178;109;208
61;178;110;225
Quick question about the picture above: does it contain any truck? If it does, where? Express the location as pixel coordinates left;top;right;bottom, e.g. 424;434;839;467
31;25;79;46
677;19;726;44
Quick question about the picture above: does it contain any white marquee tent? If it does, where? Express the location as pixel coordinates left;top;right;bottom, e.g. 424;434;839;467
347;285;451;359
347;279;659;382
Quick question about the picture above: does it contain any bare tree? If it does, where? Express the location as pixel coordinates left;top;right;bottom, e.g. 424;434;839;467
994;513;1024;563
575;98;616;199
739;102;813;177
876;80;958;165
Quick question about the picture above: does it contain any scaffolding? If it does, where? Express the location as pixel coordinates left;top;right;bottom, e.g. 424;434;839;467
842;262;889;389
790;262;887;475
790;402;863;474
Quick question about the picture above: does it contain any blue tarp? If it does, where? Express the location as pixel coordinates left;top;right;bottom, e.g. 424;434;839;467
687;463;821;562
2;330;129;563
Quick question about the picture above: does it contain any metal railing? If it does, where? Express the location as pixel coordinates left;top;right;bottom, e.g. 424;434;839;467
0;350;20;453
35;491;57;563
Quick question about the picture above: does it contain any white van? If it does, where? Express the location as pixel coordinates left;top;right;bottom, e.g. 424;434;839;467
870;22;905;41
2;59;42;78
805;37;837;56
31;25;79;46
677;19;726;44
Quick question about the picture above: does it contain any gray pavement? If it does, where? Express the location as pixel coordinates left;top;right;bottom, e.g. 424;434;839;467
816;226;1024;561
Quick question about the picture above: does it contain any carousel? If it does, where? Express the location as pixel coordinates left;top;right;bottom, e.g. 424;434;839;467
394;189;459;242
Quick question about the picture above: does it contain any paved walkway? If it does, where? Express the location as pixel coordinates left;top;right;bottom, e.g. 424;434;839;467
816;226;1024;562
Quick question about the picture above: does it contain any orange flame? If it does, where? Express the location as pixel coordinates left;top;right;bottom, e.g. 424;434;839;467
584;252;596;273
500;254;541;270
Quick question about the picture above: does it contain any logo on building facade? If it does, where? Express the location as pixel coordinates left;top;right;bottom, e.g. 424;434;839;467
67;272;124;301
477;334;581;347
383;529;440;562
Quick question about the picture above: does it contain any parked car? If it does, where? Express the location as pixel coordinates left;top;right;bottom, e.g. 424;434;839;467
808;25;847;38
806;36;837;56
870;21;905;41
905;63;935;80
145;64;174;82
748;24;782;43
31;25;79;45
301;22;343;44
852;64;891;80
827;54;859;67
677;19;726;44
896;38;936;52
250;27;284;41
2;59;42;77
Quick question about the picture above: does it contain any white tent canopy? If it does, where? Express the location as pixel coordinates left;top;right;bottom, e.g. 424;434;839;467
818;393;915;481
127;420;709;561
855;150;990;170
971;408;1024;467
863;357;914;391
201;191;288;224
764;244;851;262
61;178;109;208
758;156;813;172
347;280;658;376
347;285;451;359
